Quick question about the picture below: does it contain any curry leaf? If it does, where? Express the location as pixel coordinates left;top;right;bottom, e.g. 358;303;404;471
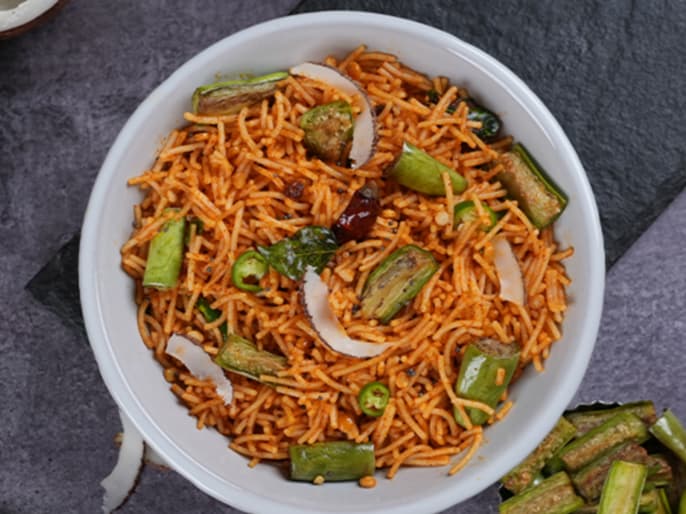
257;226;338;281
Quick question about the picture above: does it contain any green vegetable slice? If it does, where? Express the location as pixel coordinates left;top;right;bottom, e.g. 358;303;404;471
645;454;674;488
358;382;390;417
289;441;375;482
231;250;268;292
192;71;288;115
300;100;354;164
557;412;650;473
499;472;584;514
567;402;658;438
360;245;438;323
650;410;686;465
597;461;647;514
502;416;577;494
388;141;467;195
571;442;649;502
142;212;186;290
214;333;286;381
453;200;499;231
496;143;568;229
454;338;520;427
257;226;338;281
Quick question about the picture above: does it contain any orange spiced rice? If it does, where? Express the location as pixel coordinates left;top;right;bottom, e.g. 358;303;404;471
120;45;572;480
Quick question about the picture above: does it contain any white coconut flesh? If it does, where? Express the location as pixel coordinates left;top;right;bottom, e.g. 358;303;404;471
492;235;525;306
0;0;57;32
101;411;144;514
289;62;376;169
301;267;393;358
165;333;233;404
112;433;169;469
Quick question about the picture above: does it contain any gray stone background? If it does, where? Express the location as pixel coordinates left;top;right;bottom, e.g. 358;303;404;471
1;1;685;513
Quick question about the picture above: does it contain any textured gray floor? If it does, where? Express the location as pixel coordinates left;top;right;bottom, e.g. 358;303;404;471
1;2;685;514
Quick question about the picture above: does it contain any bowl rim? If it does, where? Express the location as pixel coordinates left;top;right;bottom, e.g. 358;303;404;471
79;10;605;514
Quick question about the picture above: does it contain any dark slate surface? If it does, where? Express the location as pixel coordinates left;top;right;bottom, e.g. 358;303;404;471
295;0;686;266
2;1;686;513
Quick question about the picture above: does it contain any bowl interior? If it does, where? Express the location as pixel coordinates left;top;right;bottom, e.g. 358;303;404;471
80;12;604;514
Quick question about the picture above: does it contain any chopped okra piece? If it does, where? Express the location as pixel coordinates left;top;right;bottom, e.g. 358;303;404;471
597;461;647;514
300;100;354;164
557;413;650;473
192;71;288;115
566;401;658;438
499;472;584;514
502;416;577;494
360;245;438;324
388;141;467;195
289;441;375;482
214;333;286;382
496;143;568;229
651;410;686;465
142;212;186;289
454;338;520;428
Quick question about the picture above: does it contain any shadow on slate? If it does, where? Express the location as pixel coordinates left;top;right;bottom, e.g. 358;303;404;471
25;0;686;329
26;233;84;332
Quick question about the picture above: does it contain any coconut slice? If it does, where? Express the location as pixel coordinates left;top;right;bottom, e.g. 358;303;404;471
165;333;233;404
101;411;144;514
290;62;376;168
301;267;393;358
492;235;525;306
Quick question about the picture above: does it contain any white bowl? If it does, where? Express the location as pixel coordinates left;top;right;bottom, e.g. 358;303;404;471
80;11;605;514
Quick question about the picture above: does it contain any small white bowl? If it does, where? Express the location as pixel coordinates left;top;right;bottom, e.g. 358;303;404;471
80;11;604;514
0;0;64;39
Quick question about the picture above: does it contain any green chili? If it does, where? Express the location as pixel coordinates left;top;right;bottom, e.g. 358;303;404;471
289;441;375;482
358;382;390;418
645;454;673;488
388;141;467;195
453;200;499;232
454;338;520;428
231;250;268;292
142;212;186;289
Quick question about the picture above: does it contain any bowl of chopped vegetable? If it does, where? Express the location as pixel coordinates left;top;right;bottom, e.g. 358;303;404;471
80;11;605;514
